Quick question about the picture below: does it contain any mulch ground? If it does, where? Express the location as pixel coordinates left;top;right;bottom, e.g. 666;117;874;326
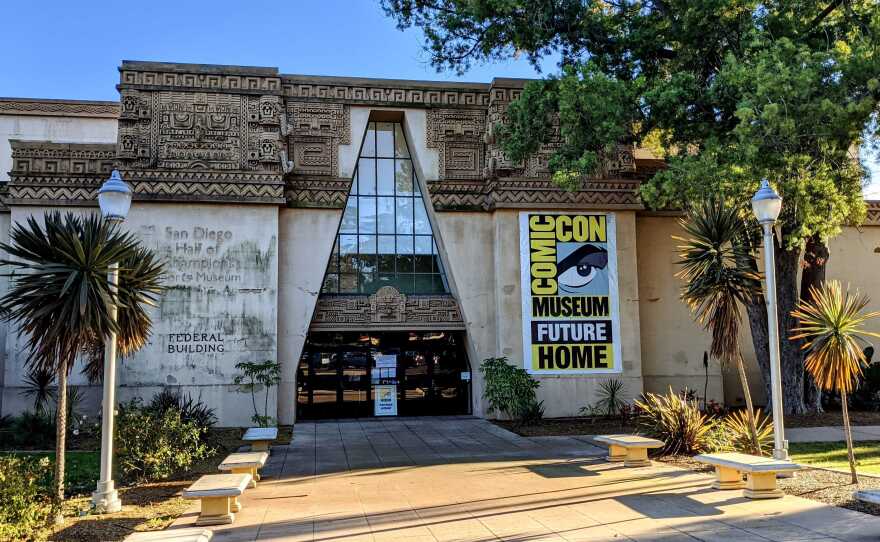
494;410;880;437
660;454;880;517
46;426;293;542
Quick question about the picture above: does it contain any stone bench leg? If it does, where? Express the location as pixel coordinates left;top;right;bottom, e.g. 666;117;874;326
606;444;627;462
712;466;745;490
250;441;270;453
196;496;235;526
623;447;651;467
232;496;242;513
229;466;260;488
744;471;784;499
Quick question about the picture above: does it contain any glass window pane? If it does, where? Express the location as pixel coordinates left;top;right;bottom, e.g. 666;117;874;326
378;273;396;288
433;274;448;293
340;253;356;273
394;273;415;294
414;255;433;273
395;160;413;195
414;204;430;234
339;234;357;254
327;239;340;270
358;234;376;254
360;272;379;294
396;254;414;273
340;197;357;233
414;274;434;293
377;197;395;234
358;158;376;195
357;253;376;273
394;124;410;158
351;172;358;195
322;273;339;292
378;234;395;254
396;235;414;254
378;254;395;273
414;235;432;254
340;273;358;292
376;122;394;157
396;198;413;234
431;254;444;274
377;159;394;195
358;197;376;234
362;122;376;156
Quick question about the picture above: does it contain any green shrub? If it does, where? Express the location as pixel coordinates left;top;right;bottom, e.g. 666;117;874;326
116;399;212;482
11;411;55;450
148;387;217;435
0;455;53;542
635;388;716;455
480;357;541;423
712;409;774;455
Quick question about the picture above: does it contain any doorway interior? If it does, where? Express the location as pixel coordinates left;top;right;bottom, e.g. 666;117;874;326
297;330;471;420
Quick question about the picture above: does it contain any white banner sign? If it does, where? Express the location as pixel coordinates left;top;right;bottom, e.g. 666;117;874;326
519;212;622;374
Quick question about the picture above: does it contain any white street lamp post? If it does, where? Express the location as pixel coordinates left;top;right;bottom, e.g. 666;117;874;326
751;179;788;460
91;170;132;513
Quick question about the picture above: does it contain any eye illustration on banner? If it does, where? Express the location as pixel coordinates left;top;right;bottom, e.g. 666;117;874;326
556;243;609;293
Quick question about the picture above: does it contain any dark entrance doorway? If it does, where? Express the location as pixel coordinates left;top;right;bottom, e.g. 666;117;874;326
297;331;471;420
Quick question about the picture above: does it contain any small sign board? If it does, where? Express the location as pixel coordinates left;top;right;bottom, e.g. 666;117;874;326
375;354;397;368
460;371;471;381
374;384;398;416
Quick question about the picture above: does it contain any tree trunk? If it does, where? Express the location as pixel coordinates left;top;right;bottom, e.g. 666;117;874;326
737;353;762;455
800;234;828;414
746;296;772;406
54;364;68;523
775;239;808;414
841;392;859;485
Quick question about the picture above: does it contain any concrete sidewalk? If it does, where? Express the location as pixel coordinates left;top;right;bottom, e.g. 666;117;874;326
786;425;880;443
170;417;880;541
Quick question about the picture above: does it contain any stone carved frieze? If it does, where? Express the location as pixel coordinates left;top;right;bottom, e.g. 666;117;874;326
426;108;487;180
285;177;353;209
285;103;350;177
115;62;285;203
427;178;642;212
283;78;489;108
0;97;119;118
310;286;465;330
8;141;116;203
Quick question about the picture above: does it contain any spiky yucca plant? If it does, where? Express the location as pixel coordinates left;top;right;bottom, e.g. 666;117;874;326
675;198;763;455
718;409;774;455
0;211;164;511
791;281;880;483
636;388;716;455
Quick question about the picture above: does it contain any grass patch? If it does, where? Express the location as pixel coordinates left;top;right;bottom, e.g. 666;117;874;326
789;441;880;475
0;450;100;496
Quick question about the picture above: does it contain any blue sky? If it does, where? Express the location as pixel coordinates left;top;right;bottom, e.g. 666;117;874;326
1;0;877;195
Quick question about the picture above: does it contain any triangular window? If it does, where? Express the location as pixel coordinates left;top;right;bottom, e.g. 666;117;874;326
321;121;449;295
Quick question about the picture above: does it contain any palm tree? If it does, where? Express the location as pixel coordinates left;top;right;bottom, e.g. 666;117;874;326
0;211;164;514
791;281;880;484
675;197;764;454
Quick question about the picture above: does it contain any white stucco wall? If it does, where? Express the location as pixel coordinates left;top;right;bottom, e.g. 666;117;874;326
276;207;342;424
1;203;279;427
0;114;117;183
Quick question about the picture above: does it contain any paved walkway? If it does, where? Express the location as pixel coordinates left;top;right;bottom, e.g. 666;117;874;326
787;425;880;443
171;417;880;541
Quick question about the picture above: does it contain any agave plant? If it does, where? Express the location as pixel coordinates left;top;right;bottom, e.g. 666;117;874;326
635;388;716;455
596;378;627;417
675;197;763;455
0;211;165;509
718;409;774;455
791;281;880;484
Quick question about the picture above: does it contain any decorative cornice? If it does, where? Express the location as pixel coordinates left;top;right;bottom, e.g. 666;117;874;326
285;177;352;209
119;61;282;95
0;97;119;118
282;75;490;108
310;287;465;331
428;178;642;211
865;201;880;225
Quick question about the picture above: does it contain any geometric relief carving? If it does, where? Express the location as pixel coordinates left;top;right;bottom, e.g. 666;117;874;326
427;178;642;212
7;141;116;204
285;178;353;209
310;286;464;330
287;102;350;176
426;108;486;180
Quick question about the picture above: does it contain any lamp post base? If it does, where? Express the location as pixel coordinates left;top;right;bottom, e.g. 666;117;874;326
91;481;122;513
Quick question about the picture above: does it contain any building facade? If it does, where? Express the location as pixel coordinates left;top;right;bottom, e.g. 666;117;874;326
1;61;879;426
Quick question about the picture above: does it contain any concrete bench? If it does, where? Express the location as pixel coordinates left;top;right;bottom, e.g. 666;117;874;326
125;528;212;542
594;435;664;467
218;451;269;488
242;426;278;453
182;473;252;526
695;452;801;499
